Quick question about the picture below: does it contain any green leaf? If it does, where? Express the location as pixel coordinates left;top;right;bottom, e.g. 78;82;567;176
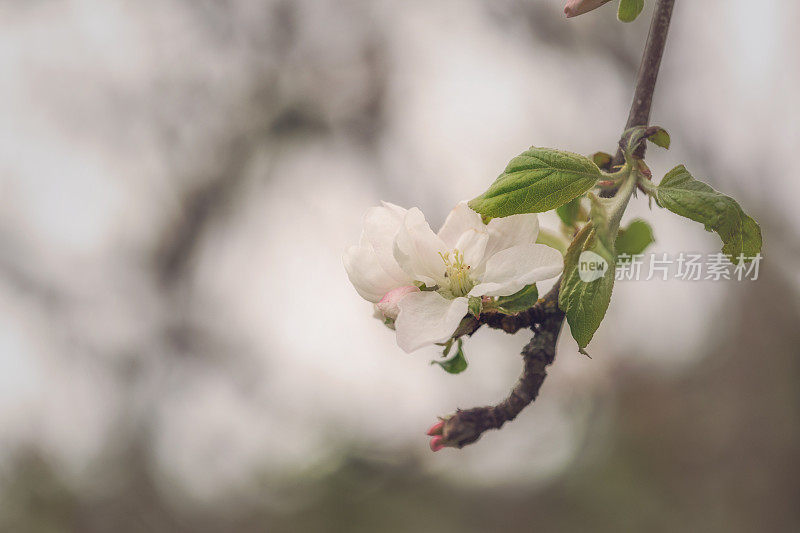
592;151;614;171
618;0;645;22
559;223;616;350
655;165;762;261
587;193;614;249
646;127;670;149
495;284;539;314
536;228;568;255
556;196;583;227
615;219;654;258
432;338;468;374
468;296;482;318
469;147;601;218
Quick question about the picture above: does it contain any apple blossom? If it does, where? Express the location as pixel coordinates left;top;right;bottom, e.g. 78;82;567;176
344;201;563;353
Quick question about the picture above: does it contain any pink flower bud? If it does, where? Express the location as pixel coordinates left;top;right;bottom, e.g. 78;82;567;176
564;0;611;18
429;435;445;452
426;421;444;436
376;285;420;320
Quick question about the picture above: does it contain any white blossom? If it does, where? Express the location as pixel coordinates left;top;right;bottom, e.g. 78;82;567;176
344;202;563;352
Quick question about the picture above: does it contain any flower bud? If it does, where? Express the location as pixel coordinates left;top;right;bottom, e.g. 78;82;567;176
426;420;444;436
376;285;420;320
429;435;445;452
564;0;611;18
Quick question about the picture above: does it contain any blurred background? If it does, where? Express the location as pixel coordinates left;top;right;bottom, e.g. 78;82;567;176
1;0;798;531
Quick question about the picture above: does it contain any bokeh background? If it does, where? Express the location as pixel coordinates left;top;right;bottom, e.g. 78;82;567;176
1;0;798;531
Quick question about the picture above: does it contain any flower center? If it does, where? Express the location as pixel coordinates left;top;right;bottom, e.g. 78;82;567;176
438;249;474;298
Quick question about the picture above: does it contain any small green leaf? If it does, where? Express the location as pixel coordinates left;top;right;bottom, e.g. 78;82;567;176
495;284;539;314
432;338;468;374
556;196;583;227
592;151;614;171
655;165;762;261
587;193;614;249
468;296;482;318
646;127;670;149
469;147;601;218
559;223;616;350
536;228;568;255
618;0;645;22
615;219;655;258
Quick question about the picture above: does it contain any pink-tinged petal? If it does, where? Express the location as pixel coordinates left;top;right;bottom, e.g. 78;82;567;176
376;285;420;320
430;436;445;452
394;292;469;353
469;243;563;297
426;421;444;436
438;201;485;249
564;0;612;18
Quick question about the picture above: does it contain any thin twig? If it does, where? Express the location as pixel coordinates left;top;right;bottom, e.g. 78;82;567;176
436;0;676;449
614;0;675;165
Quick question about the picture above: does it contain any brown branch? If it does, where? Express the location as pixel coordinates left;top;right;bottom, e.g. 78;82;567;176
614;0;675;165
436;313;564;448
459;280;562;336
432;0;676;450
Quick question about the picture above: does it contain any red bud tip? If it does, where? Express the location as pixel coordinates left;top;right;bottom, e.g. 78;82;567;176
430;436;445;452
426;421;444;436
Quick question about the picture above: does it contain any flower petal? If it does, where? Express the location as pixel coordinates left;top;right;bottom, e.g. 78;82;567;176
362;203;412;285
344;244;403;302
393;208;448;286
376;285;420;320
395;292;469;352
454;228;488;268
485;213;540;256
438;201;484;248
469;243;563;297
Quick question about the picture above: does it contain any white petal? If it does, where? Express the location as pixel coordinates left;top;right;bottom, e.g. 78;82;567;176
343;244;401;303
485;213;540;257
395;292;469;352
393;208;448;286
470;213;540;277
454;228;488;268
380;201;407;216
362;204;412;285
469;243;563;297
437;201;484;248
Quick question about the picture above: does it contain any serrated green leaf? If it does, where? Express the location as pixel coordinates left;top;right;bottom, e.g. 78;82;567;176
646;127;670;149
495;284;539;314
432;338;468;374
469;147;601;218
557;196;583;227
559;223;616;350
615;219;654;258
655;165;762;261
618;0;645;22
468;296;482;318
